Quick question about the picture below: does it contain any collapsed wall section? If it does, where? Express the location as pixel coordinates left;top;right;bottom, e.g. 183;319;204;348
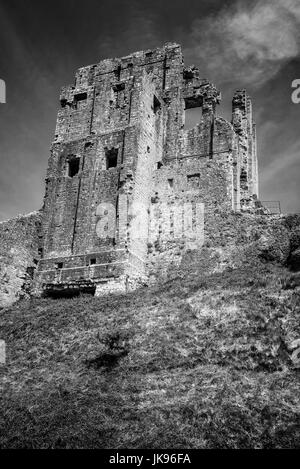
148;124;236;278
0;212;42;307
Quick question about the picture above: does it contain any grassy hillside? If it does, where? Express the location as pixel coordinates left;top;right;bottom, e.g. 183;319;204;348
0;248;299;448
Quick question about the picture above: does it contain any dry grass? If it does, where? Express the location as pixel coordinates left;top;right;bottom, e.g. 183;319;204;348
0;251;299;448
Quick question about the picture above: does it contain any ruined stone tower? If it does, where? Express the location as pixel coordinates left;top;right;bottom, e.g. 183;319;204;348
34;43;258;296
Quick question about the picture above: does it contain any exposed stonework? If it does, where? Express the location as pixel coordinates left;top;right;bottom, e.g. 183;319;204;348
0;212;42;307
5;42;299;304
232;89;259;206
31;42;261;296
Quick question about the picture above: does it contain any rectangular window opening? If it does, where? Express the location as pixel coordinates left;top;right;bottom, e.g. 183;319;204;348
184;107;202;131
67;157;80;177
90;258;97;265
106;148;118;169
113;82;125;92
74;92;87;102
187;173;200;188
56;262;63;269
114;65;122;81
240;169;247;181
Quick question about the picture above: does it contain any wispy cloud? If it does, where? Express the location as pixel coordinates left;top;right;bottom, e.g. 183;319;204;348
98;1;161;59
261;139;300;184
185;0;300;87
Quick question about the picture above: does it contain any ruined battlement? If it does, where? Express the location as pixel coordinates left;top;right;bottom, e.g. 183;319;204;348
33;43;259;297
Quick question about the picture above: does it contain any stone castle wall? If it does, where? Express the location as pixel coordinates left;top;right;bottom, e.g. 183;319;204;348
0;43;264;301
0;212;42;308
33;43;260;296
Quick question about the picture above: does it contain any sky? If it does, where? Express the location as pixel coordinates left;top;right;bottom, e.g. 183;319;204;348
0;0;299;220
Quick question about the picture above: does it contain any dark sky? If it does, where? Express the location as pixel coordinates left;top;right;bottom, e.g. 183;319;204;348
0;0;299;220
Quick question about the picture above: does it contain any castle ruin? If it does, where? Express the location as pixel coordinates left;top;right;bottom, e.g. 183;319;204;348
32;43;259;296
35;44;258;294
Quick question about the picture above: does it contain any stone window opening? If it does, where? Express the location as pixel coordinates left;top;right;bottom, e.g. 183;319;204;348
89;258;97;265
74;92;87;102
187;173;200;188
67;157;80;177
113;82;125;93
240;169;247;181
106;148;118;169
73;92;87;109
153;95;161;114
114;65;122;81
26;266;35;279
55;262;63;269
184;107;202;131
184;97;202;130
240;169;248;189
112;82;125;108
168;178;174;189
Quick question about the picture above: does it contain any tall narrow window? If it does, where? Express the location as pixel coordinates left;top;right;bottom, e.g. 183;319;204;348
106;148;118;169
67;157;80;177
153;95;161;114
114;65;121;81
240;169;248;189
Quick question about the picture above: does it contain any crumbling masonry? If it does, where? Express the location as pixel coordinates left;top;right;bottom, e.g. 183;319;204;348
33;43;259;296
